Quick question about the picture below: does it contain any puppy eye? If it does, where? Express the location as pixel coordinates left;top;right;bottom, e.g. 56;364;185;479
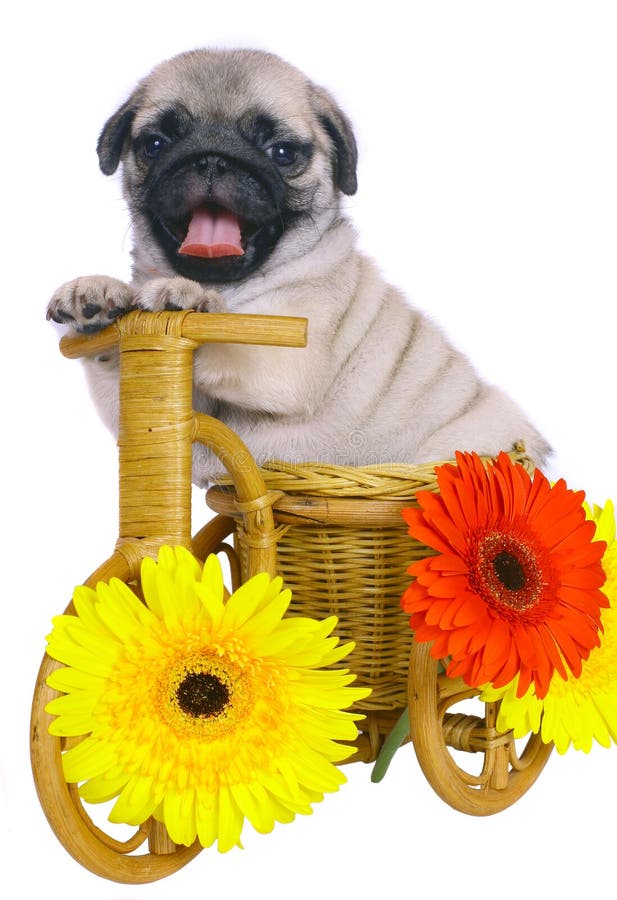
143;135;168;159
268;142;298;166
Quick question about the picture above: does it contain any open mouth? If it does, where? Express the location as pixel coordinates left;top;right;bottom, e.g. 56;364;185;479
151;200;286;283
176;204;247;259
157;203;266;261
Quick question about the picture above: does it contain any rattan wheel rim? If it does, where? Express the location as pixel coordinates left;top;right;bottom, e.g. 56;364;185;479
408;641;553;814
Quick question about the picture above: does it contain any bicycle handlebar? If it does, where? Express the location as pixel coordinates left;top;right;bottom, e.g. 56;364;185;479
59;310;308;359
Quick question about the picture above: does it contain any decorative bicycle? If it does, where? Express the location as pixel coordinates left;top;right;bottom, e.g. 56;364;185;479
30;310;552;884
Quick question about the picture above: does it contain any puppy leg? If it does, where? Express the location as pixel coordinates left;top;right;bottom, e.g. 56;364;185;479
47;275;134;333
135;277;223;312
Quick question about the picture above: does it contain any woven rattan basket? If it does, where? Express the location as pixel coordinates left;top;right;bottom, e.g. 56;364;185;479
207;447;534;757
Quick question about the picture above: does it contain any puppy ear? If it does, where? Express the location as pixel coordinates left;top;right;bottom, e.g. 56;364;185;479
311;86;358;196
97;96;138;175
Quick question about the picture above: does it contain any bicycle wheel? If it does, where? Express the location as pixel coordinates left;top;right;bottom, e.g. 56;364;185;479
408;640;553;815
30;518;238;884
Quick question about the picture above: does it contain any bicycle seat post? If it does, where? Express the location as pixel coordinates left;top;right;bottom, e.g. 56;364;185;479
116;311;197;555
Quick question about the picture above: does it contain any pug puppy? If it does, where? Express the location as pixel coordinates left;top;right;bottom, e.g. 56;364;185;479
48;48;549;485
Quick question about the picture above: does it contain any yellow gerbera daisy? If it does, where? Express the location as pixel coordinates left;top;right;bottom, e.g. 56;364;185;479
45;547;370;851
481;500;617;754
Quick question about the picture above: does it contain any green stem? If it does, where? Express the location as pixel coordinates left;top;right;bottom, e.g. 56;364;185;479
370;707;410;783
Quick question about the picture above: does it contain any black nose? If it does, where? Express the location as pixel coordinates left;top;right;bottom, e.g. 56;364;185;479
195;154;230;176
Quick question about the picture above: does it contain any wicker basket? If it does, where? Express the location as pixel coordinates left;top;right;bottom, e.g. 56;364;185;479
206;448;535;753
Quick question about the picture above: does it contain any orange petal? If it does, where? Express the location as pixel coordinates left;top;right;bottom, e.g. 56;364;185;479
438;473;476;535
531;644;553;698
512;624;538;668
492;455;529;523
427;554;469;574
530;659;552;700
404;516;458;556
468;649;492;687
521;650;554;699
408;557;436;579
524;469;554;521
414;568;443;588
515;663;533;698
561;568;608;591
546;620;584;677
445;655;474;684
401;506;427;531
452;476;483;531
555;537;606;569
425;598;455;626
467;614;493;653
453;593;483;627
414;489;447;517
439;594;467;629
401;585;423;614
555;587;606;634
411;618;440;643
535;624;568;681
558;608;602;650
481;617;513;667
491;648;523;688
429;631;454;658
540;508;591;552
429;511;473;557
447;626;475;657
558;587;606;621
427;575;470;599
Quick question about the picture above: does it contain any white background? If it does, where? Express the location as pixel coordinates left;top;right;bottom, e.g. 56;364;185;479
3;1;616;897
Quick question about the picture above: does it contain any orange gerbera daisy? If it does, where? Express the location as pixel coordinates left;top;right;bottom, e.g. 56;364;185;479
401;452;607;699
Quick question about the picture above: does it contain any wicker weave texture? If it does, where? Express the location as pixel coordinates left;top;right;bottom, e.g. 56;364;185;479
212;449;533;714
276;524;430;711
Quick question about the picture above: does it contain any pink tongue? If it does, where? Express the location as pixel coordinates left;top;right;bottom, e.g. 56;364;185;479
179;206;244;258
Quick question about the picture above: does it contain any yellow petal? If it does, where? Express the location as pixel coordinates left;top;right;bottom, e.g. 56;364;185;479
195;790;219;849
222;572;272;630
62;736;118;782
48;714;95;737
201;554;225;604
234;587;291;642
79;770;129;803
230;782;275;834
72;586;116;640
162;785;197;846
46;691;98;718
46;666;105;694
109;773;160;826
217;785;244;852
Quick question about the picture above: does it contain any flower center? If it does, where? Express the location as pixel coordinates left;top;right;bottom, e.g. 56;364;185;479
176;671;230;718
492;551;526;591
474;531;544;614
160;651;253;740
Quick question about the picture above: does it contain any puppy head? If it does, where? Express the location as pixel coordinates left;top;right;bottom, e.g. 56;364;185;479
97;49;358;283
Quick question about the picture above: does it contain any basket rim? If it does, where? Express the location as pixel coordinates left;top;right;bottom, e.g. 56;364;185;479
212;446;534;501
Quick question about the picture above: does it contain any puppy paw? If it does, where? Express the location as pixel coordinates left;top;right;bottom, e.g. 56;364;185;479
135;277;223;313
47;276;134;333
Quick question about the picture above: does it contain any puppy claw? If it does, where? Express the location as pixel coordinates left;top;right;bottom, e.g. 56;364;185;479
47;309;75;324
135;277;222;314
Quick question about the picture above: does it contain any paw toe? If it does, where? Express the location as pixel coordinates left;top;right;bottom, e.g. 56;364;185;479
47;276;134;333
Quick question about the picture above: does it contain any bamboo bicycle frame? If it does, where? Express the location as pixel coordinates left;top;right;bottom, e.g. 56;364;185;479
30;310;308;883
30;309;552;883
